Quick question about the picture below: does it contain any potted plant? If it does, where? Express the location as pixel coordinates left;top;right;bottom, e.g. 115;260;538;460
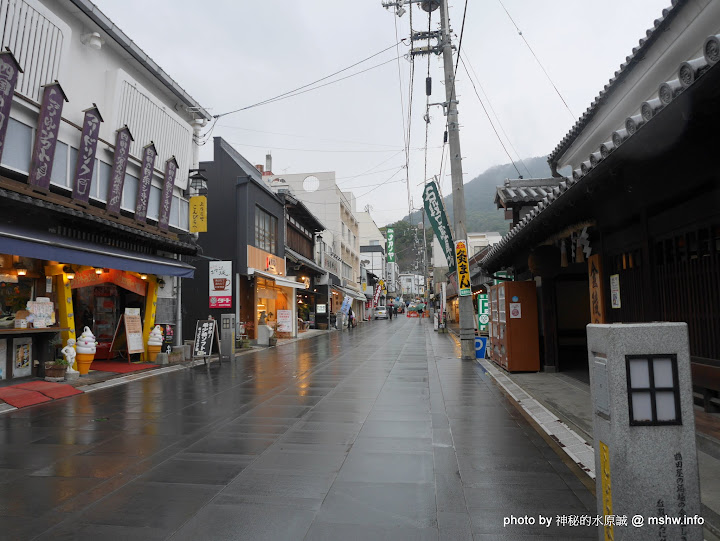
45;357;70;380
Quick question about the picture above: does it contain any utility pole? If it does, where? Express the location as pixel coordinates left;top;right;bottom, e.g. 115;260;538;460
382;0;475;359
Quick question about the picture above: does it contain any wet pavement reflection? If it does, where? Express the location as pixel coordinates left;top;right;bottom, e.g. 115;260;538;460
0;317;593;540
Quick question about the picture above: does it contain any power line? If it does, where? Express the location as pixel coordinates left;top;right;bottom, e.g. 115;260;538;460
461;50;532;178
496;0;576;120
459;55;521;177
211;41;405;121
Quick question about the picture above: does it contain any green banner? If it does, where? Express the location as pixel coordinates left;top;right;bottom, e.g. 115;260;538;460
386;228;395;263
423;181;455;273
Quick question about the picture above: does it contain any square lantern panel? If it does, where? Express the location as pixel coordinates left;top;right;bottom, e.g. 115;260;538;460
626;355;681;426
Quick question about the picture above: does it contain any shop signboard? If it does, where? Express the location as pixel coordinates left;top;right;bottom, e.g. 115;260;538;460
193;319;217;357
28;82;68;190
158;156;178;230
0;50;22;164
316;304;327;314
12;337;31;378
189;196;207;233
70;269;147;296
340;295;352;315
423;180;456;273
209;261;232;309
386;228;395;263
106;126;133;215
477;293;489;332
454;240;471;296
135;142;157;223
588;254;607;323
277;310;292;332
610;274;621;309
123;308;144;354
72;106;103;204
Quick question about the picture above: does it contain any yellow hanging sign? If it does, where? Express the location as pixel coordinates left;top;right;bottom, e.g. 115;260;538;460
455;240;471;296
189;196;207;233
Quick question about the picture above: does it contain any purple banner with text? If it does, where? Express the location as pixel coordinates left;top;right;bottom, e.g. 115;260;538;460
106;126;133;215
135;142;157;223
0;51;22;164
72;106;103;203
158;156;177;230
28;82;67;190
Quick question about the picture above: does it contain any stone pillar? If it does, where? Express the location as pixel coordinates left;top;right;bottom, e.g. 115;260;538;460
587;323;702;541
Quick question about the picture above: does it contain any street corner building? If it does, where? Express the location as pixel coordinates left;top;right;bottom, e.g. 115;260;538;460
0;0;210;380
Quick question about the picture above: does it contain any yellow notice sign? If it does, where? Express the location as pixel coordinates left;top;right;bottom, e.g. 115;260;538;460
454;240;471;296
189;196;207;233
599;440;614;541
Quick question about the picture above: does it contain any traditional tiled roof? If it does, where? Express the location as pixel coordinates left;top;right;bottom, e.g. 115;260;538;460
547;0;687;169
482;31;720;272
495;178;567;208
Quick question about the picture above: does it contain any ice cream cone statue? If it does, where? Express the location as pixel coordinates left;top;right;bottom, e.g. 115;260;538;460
75;327;97;376
147;325;163;363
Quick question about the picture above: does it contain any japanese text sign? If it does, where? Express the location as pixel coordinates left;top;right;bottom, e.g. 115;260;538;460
29;82;67;190
193;320;216;357
189;195;207;233
423;181;456;272
106;126;133;214
72;106;103;203
158;156;177;230
386;228;395;263
588;254;606;324
0;50;22;164
454;240;471;297
209;261;232;309
135;142;157;223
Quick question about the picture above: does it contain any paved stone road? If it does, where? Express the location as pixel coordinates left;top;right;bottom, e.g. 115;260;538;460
0;317;594;540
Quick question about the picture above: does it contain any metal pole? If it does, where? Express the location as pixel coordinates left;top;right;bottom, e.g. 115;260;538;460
439;0;474;359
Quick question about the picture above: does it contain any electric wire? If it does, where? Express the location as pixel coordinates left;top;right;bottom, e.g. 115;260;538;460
461;50;532;178
214;41;404;119
497;0;576;120
459;55;521;177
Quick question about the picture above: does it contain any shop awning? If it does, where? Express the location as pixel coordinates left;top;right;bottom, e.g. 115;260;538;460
249;268;307;289
336;286;366;302
285;247;326;276
0;223;195;278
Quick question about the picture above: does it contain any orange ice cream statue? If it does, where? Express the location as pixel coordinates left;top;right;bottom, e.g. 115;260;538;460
147;325;163;363
75;326;97;376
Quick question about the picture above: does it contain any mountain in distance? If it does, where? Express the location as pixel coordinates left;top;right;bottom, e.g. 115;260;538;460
382;156;552;273
404;155;552;232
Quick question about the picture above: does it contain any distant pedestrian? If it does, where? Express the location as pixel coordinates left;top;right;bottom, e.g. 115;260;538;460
348;307;356;329
393;305;398;317
388;303;393;321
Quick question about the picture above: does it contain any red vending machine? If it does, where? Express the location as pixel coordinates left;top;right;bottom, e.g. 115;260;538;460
489;280;539;372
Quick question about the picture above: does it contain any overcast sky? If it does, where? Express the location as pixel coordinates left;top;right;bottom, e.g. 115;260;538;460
94;0;669;227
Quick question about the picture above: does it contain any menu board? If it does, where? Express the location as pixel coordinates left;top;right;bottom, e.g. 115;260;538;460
277;310;292;332
124;308;145;354
193;320;216;357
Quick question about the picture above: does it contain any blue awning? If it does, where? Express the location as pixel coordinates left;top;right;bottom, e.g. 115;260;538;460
0;223;195;278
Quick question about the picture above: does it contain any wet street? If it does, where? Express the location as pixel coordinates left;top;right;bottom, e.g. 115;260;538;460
1;317;594;540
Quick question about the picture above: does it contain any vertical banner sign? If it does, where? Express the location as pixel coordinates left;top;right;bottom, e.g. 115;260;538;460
28;82;68;190
135;142;157;223
599;440;614;541
386;228;395;263
72;106;103;203
106;126;133;215
0;50;22;164
373;284;382;307
209;261;232;309
477;293;489;332
189;195;207;232
423;181;456;273
158;156;178;230
454;240;471;296
588;254;606;324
